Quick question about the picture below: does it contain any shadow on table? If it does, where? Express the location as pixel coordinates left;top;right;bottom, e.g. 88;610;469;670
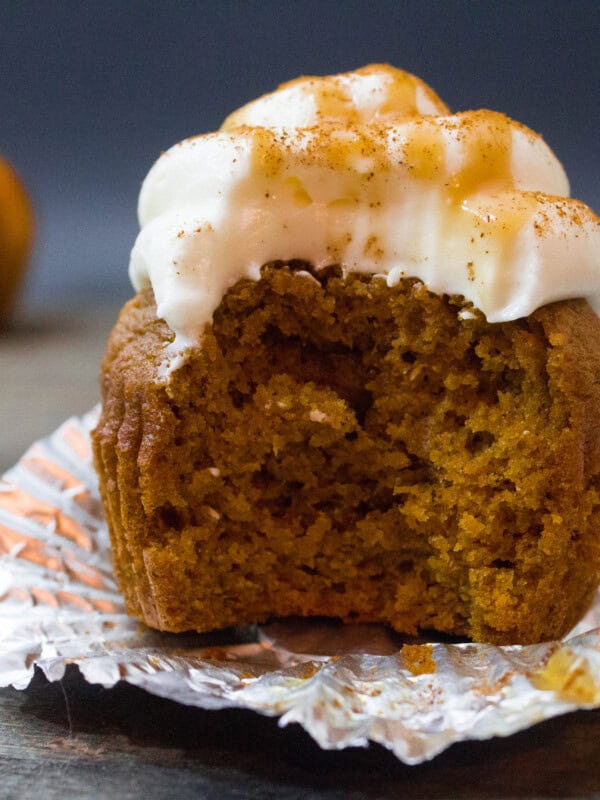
5;666;600;799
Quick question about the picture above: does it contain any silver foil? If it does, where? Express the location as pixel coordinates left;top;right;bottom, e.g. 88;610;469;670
2;408;600;764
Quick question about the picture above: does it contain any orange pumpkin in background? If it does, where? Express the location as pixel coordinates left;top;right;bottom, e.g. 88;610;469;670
0;157;34;322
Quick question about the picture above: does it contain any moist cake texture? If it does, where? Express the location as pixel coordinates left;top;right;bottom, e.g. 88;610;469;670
93;263;600;644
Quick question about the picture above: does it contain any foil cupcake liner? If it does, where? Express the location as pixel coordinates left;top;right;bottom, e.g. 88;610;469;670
1;408;600;764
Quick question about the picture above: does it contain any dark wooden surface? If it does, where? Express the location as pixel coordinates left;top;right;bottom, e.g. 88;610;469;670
0;306;115;472
1;668;600;799
3;309;600;798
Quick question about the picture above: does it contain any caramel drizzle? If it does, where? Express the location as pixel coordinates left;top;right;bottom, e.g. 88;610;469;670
227;70;544;298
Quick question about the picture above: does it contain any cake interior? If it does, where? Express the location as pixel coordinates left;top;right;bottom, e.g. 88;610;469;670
95;262;600;644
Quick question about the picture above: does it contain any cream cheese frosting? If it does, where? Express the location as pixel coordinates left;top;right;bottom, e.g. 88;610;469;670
130;64;600;346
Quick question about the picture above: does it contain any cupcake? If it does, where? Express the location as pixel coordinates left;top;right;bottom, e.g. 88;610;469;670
93;65;600;644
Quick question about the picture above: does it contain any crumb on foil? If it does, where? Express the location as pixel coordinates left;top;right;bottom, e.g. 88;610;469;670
402;643;436;676
531;646;600;704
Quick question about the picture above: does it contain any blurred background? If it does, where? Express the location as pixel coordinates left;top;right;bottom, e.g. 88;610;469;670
0;0;599;466
2;0;599;311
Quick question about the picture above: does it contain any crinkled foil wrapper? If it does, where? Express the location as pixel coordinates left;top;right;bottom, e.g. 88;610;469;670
2;409;600;764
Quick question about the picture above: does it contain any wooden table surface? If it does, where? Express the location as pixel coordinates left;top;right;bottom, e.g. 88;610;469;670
2;306;600;799
0;305;116;473
3;669;600;800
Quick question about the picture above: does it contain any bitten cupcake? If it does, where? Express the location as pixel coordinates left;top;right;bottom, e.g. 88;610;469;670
93;65;600;644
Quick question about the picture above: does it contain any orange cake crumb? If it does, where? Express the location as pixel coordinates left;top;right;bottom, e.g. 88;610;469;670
93;264;600;644
402;644;436;676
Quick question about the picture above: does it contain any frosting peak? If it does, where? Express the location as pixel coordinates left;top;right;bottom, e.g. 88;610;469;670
221;64;450;129
130;65;600;346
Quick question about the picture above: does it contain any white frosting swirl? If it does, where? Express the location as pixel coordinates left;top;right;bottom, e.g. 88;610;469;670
130;65;600;345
